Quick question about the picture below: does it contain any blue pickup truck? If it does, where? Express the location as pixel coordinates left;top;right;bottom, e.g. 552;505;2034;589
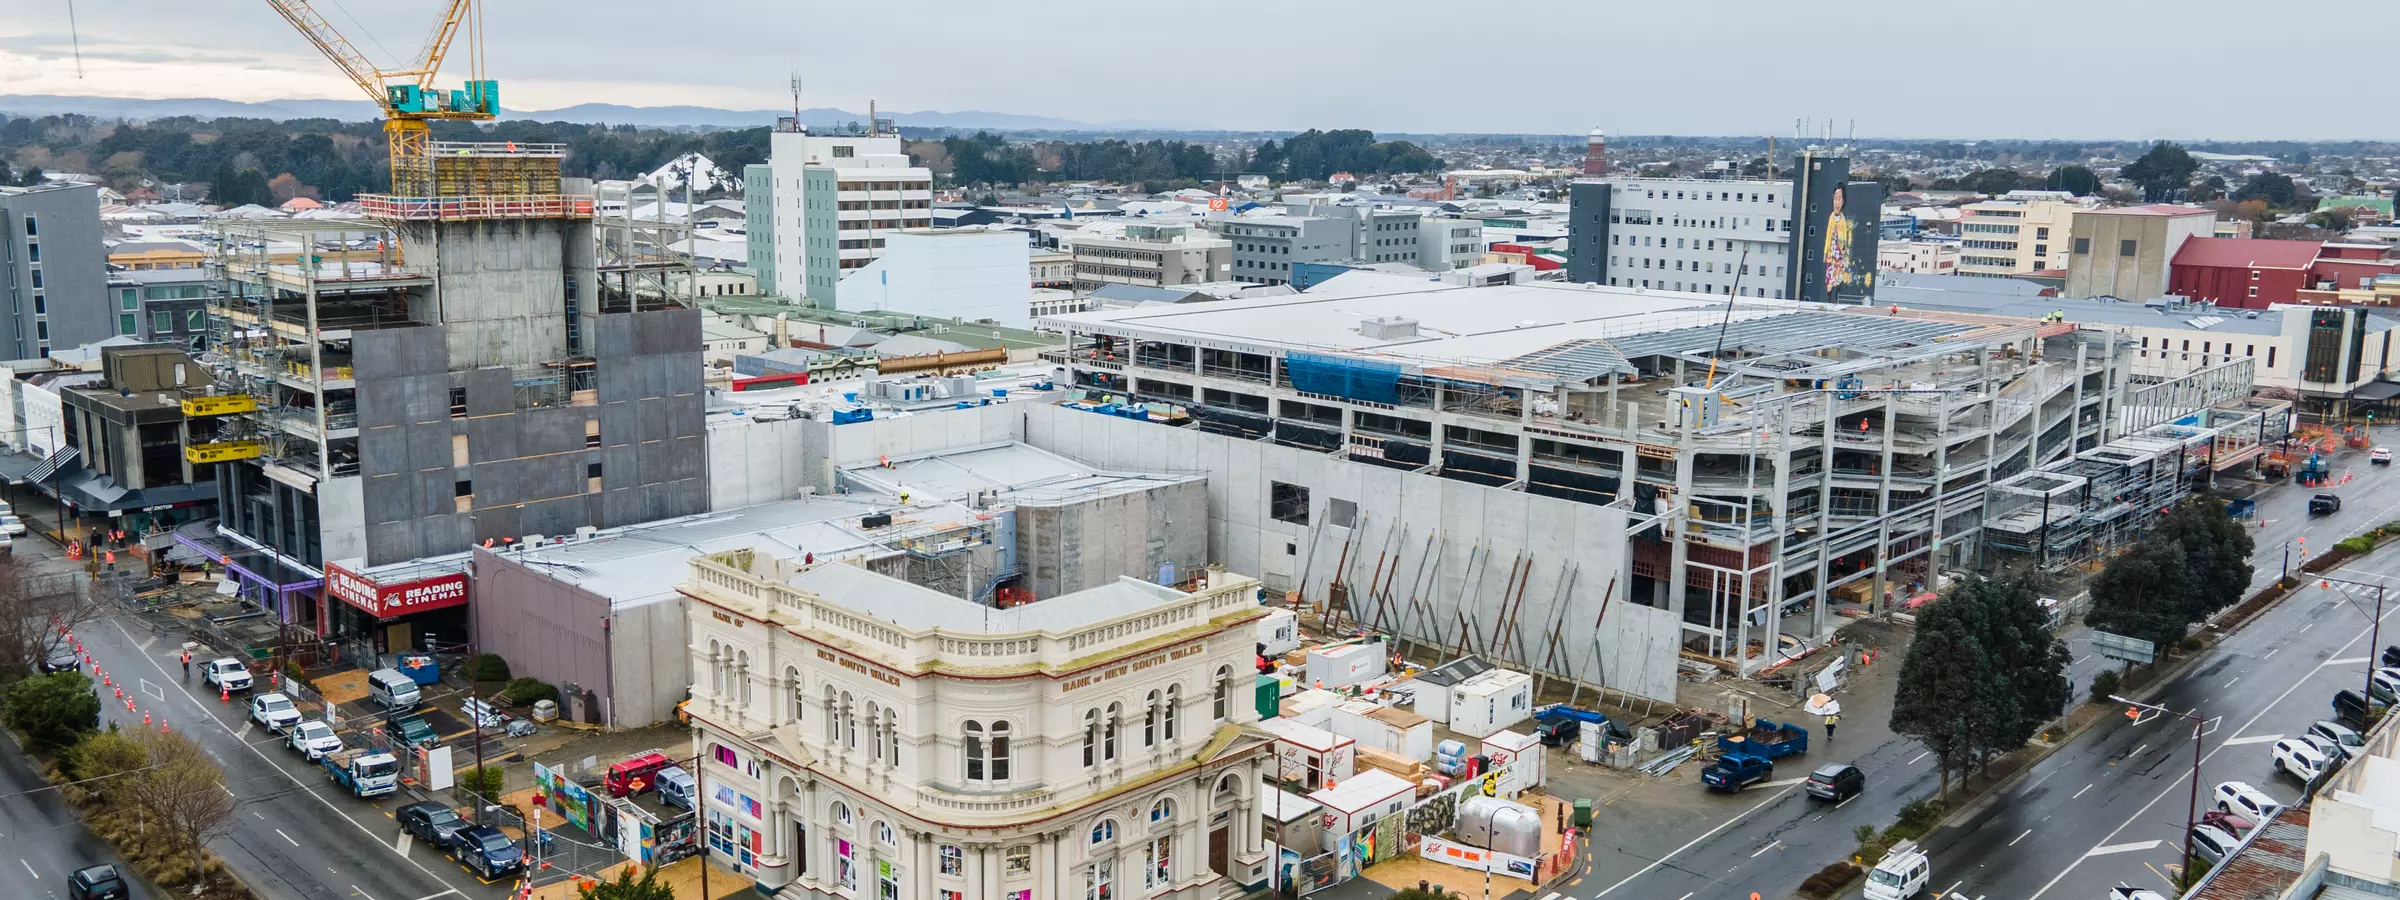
1718;718;1809;759
1702;752;1776;792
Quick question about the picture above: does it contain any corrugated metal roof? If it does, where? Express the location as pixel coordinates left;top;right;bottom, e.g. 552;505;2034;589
1605;312;1972;362
2190;806;2311;900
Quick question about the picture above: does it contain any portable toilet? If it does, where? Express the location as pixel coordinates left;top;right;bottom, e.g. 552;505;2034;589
1449;669;1535;738
1254;674;1282;720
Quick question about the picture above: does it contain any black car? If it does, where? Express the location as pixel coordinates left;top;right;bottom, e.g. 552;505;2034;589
1534;717;1579;747
42;644;81;673
397;801;469;849
2383;644;2399;668
2335;688;2390;729
66;864;127;900
2310;493;2343;516
1805;763;1866;801
453;825;524;879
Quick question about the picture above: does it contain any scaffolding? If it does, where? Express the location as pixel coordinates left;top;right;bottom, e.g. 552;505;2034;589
592;180;695;317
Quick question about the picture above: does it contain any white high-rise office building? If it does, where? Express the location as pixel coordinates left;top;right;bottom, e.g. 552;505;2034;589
750;124;935;306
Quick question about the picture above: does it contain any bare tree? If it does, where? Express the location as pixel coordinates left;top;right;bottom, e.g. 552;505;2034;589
0;555;102;682
127;730;235;880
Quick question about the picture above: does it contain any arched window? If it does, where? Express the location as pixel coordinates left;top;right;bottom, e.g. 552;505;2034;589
866;701;883;759
1214;774;1239;805
1103;702;1121;761
965;720;987;780
736;651;752;707
1149;796;1176;824
786;667;803;724
1090;819;1117;845
822;685;838;742
989;720;1011;780
875;820;896;847
1211;666;1231;720
1082;709;1099;768
1143;690;1160;747
840;691;856;749
707;640;725;695
1163;685;1180;741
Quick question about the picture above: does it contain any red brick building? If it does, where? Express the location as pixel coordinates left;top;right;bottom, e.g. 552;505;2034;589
2167;237;2322;308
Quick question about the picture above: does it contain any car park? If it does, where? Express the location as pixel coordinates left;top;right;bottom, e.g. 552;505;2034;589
65;864;128;900
287;719;342;759
2308;720;2364;760
2189;823;2241;866
202;658;252;692
249;692;302;732
397;801;469;849
2272;738;2329;783
2214;781;2281;821
1805;763;1866;801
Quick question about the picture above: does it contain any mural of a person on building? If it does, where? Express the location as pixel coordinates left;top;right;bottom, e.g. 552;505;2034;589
1823;186;1856;292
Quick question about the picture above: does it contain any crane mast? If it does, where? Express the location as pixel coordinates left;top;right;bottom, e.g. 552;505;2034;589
259;0;496;198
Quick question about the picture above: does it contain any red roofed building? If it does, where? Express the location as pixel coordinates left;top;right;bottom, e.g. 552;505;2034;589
2168;236;2322;308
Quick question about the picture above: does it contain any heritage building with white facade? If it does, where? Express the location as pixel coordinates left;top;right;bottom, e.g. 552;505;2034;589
681;548;1275;900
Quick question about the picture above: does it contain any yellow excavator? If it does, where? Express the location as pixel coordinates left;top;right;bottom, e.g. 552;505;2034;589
259;0;497;197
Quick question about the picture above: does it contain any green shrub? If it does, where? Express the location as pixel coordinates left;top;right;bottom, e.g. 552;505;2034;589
2091;669;2122;701
1798;862;1863;898
2178;634;2205;651
458;765;506;802
1891;797;1945;837
1;671;100;754
469;653;512;684
499;677;557;707
2338;536;2376;554
2380;521;2400;537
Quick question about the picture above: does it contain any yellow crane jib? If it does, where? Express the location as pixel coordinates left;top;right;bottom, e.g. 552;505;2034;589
259;0;494;197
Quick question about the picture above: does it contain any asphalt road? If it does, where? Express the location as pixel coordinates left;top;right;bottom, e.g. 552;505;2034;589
0;725;151;900
1909;443;2400;900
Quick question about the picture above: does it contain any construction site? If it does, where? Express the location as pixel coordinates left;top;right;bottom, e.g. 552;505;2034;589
185;0;708;643
1029;272;2254;696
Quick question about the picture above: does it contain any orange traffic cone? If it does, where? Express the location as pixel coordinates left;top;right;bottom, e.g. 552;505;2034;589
220;682;229;702
102;673;111;687
143;711;151;726
113;685;122;698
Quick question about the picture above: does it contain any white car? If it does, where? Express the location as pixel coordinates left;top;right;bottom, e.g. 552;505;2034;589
202;658;253;693
286;719;342;759
0;514;23;536
2110;888;2170;900
248;692;301;733
2376;447;2393;466
2190;823;2241;866
2370;668;2400;704
2214;781;2281;821
2272;738;2329;783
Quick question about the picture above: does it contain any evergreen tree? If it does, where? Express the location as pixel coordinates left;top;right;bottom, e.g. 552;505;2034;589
2086;538;2195;654
2121;142;2199;201
1890;581;2002;798
2149;493;2255;621
2045;164;2101;196
1973;573;2073;759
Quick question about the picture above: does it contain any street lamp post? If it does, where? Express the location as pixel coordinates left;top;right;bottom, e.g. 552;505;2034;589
2113;694;2205;887
2313;574;2390;723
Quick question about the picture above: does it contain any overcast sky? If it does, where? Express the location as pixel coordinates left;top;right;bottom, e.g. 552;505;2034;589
3;0;2391;140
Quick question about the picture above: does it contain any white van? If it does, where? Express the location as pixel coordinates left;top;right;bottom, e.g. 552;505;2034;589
367;668;422;710
1864;840;1931;900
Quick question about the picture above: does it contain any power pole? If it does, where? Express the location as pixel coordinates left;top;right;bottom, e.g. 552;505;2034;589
2112;695;2204;887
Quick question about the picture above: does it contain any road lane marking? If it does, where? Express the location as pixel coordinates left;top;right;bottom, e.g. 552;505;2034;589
1940;880;1963;897
1761;777;1808;788
2025;593;2400;900
352;887;380;900
2323;657;2369;666
2264;648;2278;659
1909;751;1930;764
2221;734;2281;746
106;620;470;898
2131;743;2149;757
2010;828;2033;846
1836;792;1860;808
1592;781;1804;897
395;832;412;856
277;828;299;847
1751;840;1782;858
2223;676;2240;689
2073;784;2092;799
20;859;36;878
2087;840;2164;856
1674;893;1693;900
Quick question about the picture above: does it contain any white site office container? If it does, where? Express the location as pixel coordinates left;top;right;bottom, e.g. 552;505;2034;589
1306;769;1416;853
1306;641;1388;690
1448;669;1534;738
1405;657;1493;725
1331;700;1435;762
1257;608;1300;658
1280;689;1346;731
1480;730;1545;795
1257;717;1356;792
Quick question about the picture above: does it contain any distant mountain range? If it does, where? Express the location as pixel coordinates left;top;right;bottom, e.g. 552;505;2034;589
0;94;1113;131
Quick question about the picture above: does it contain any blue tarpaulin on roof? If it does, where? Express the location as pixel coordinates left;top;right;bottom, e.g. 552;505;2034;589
1286;352;1404;405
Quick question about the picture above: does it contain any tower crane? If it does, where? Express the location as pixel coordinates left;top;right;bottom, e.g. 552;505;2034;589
260;0;496;197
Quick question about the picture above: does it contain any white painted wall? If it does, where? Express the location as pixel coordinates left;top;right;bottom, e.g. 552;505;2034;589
837;230;1033;326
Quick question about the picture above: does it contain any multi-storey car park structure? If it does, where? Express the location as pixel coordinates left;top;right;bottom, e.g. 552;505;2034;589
193;140;707;646
1035;273;2254;678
